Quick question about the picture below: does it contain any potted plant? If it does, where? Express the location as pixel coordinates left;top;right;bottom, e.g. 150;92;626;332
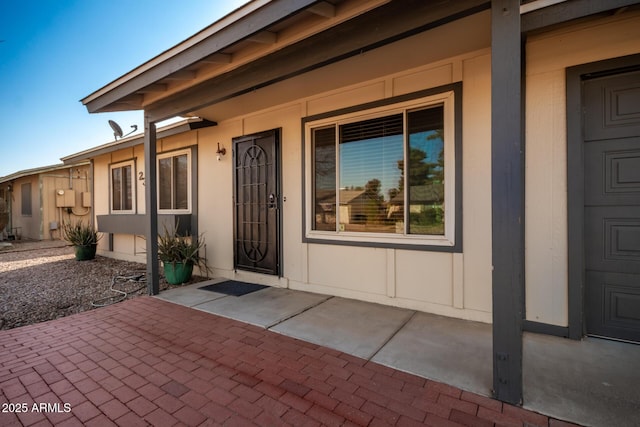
157;227;206;285
62;221;101;261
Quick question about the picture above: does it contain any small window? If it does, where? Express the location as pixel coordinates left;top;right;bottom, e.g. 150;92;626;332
110;160;135;213
21;183;32;216
305;88;459;249
158;149;190;212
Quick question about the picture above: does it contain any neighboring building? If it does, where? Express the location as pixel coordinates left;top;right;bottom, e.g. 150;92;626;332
0;163;91;241
68;0;640;407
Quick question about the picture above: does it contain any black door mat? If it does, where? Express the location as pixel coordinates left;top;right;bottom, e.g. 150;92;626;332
199;280;268;296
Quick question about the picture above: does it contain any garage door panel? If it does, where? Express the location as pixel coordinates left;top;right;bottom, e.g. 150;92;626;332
584;70;640;141
584;138;640;206
585;207;640;274
586;271;640;342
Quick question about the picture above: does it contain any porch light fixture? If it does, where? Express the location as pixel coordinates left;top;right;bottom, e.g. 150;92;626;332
216;142;226;161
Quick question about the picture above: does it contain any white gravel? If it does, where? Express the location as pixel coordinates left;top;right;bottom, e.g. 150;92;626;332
0;240;202;330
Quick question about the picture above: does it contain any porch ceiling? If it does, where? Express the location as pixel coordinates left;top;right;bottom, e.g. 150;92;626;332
82;0;491;122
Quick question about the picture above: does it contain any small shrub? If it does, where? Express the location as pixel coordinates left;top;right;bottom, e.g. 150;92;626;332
62;221;100;246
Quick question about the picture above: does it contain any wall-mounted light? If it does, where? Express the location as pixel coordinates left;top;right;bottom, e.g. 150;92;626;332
216;143;226;161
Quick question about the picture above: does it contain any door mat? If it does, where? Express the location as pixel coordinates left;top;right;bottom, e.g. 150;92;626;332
199;280;268;296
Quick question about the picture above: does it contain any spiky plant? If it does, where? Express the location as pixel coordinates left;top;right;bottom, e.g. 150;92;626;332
62;221;100;246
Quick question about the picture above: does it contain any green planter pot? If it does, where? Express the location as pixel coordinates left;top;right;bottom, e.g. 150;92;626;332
74;244;97;261
163;262;194;285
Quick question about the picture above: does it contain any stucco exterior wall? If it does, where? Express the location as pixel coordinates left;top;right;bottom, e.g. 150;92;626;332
8;176;39;241
91;11;494;322
3;165;91;241
525;11;640;326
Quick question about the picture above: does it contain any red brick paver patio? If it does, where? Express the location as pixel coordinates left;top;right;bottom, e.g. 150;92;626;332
0;297;579;426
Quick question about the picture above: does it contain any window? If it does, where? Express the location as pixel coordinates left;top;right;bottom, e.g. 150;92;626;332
21;183;32;216
110;160;135;213
158;149;190;212
305;88;459;249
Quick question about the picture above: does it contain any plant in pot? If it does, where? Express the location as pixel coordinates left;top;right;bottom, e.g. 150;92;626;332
62;221;101;261
157;227;206;285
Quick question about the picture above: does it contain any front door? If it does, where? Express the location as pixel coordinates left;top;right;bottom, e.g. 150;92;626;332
583;68;640;342
233;129;281;275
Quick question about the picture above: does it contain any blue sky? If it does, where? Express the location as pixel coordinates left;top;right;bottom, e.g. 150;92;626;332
0;0;246;177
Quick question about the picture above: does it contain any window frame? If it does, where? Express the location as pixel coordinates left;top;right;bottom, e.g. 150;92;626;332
303;84;462;252
109;159;136;214
157;148;192;214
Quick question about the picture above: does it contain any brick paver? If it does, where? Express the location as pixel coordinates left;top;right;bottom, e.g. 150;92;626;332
0;297;582;426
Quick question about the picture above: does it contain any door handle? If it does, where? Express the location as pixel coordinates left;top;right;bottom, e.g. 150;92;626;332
268;193;278;210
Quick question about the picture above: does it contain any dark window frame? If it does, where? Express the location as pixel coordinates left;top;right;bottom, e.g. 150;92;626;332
302;83;463;252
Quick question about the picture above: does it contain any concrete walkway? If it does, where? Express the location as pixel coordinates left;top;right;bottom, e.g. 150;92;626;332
1;292;579;427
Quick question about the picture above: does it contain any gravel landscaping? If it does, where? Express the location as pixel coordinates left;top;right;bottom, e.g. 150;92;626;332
0;240;204;330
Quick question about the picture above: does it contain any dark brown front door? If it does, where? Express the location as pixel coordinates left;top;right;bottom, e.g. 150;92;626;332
233;129;281;275
583;69;640;342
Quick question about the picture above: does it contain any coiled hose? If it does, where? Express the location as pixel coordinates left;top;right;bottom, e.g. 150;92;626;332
91;272;147;307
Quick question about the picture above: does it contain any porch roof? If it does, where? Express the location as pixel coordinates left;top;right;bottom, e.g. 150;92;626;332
81;0;493;122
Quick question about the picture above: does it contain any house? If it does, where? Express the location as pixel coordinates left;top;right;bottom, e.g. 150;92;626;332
69;0;640;407
0;162;91;241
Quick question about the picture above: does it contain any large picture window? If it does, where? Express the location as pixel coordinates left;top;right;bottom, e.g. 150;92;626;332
158;149;190;212
110;160;135;213
305;88;459;249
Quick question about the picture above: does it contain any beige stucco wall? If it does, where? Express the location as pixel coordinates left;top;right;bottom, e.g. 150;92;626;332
196;14;494;322
4;165;91;241
86;7;640;326
8;176;39;240
91;10;494;322
525;10;640;326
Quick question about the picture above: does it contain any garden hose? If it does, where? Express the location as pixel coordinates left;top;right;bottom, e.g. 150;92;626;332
91;272;147;307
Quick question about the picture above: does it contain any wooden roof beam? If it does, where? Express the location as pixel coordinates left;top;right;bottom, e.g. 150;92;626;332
201;53;232;64
136;84;168;93
163;70;197;81
308;2;336;18
248;31;277;44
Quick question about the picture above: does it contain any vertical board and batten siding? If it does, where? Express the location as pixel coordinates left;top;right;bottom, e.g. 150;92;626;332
5;167;91;241
525;10;640;326
298;50;493;322
91;11;495;322
40;170;92;240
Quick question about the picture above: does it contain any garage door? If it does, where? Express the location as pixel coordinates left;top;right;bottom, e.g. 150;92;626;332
583;69;640;342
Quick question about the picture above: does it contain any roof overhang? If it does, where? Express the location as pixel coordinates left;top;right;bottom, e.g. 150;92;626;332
81;0;326;115
82;0;494;122
82;0;640;123
0;162;91;184
61;117;216;164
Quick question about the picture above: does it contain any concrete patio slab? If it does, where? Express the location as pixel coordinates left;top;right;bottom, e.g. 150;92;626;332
155;280;226;306
524;332;640;427
192;287;331;328
271;297;415;360
372;311;493;398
